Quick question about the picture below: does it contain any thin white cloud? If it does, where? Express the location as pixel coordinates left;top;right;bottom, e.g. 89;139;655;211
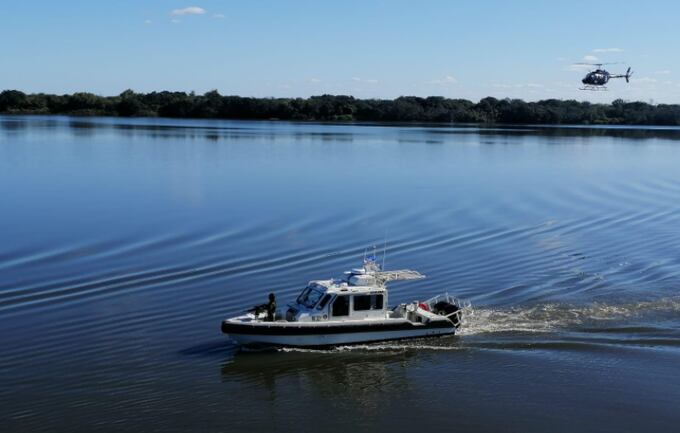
582;55;599;62
213;13;225;19
171;19;181;24
428;75;457;85
352;77;379;83
634;77;658;83
171;7;206;16
491;82;544;89
307;78;322;83
144;20;152;25
654;70;671;75
593;48;624;53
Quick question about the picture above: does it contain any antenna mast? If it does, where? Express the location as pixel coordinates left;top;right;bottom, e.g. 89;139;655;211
382;233;387;270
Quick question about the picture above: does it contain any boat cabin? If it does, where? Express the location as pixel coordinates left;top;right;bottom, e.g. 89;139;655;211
285;278;388;322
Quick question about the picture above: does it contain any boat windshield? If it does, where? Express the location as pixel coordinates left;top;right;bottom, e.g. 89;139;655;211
296;285;325;308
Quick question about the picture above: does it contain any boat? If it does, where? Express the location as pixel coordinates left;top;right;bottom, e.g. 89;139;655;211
221;255;467;348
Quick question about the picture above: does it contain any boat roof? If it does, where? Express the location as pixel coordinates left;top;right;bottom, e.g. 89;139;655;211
307;268;425;295
309;279;387;295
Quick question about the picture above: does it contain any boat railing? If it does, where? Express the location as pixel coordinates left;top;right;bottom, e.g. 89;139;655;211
373;269;425;285
424;292;473;325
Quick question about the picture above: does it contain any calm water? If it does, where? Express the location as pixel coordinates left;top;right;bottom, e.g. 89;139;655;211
2;116;680;433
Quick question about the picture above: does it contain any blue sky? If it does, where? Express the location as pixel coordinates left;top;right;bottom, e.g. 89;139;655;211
2;1;680;102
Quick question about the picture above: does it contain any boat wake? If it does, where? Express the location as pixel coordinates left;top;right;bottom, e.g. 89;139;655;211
273;296;680;354
277;342;466;354
460;296;680;335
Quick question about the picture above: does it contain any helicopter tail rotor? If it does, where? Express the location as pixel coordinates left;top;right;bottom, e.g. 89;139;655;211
625;67;633;83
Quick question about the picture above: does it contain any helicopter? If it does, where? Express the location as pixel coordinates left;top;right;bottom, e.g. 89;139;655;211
576;63;633;91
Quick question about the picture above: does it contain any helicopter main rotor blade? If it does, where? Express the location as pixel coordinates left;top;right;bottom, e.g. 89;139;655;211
572;62;621;66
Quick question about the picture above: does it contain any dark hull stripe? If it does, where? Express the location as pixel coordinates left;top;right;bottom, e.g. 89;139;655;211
239;332;457;350
221;319;454;336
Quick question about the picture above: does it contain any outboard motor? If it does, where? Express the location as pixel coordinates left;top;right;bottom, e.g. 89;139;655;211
433;301;462;327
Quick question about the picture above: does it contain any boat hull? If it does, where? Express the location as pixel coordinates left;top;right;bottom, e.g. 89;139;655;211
222;319;456;347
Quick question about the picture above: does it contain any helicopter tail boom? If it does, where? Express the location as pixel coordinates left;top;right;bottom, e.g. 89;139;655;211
610;67;633;82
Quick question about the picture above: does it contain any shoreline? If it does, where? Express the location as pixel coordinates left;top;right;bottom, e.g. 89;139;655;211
2;90;680;126
3;112;680;132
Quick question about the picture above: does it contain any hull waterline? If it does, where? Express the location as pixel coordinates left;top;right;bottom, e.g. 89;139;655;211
222;319;456;347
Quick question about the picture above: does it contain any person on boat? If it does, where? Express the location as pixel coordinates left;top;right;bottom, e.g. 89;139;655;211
264;292;276;321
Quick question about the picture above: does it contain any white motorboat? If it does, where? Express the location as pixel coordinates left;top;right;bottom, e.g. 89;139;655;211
221;256;466;348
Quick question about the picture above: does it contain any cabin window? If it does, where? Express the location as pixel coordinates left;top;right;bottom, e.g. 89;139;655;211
371;294;383;310
296;287;311;305
297;285;325;308
317;294;332;310
331;295;349;317
353;295;371;311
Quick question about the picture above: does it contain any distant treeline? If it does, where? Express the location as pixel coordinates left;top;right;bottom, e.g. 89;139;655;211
2;89;680;125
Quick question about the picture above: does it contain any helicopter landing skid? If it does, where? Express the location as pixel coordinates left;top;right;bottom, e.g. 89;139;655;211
579;85;608;91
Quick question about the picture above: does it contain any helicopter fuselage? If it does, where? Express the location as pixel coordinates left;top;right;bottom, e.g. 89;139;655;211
578;65;632;91
582;69;610;86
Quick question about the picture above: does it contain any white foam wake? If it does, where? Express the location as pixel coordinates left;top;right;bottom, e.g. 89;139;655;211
459;297;680;335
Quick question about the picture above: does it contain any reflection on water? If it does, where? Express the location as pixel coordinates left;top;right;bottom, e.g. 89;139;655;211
5;115;680;142
221;348;418;400
2;115;680;432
